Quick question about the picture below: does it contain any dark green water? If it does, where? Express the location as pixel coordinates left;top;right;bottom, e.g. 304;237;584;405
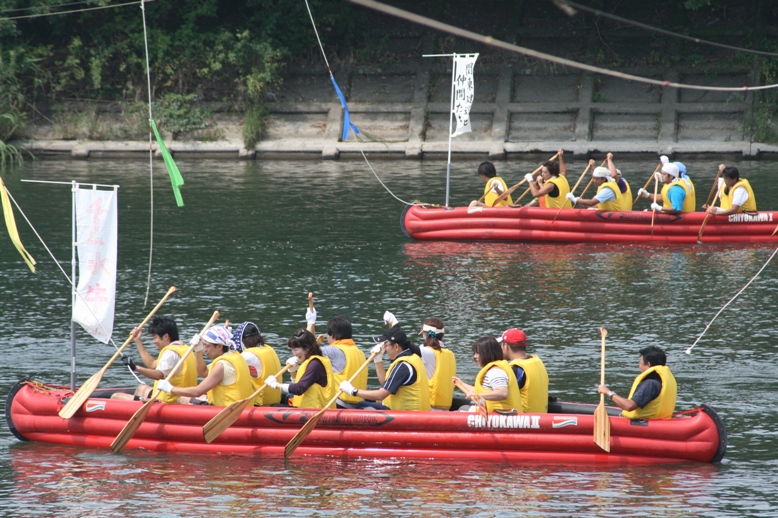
1;157;777;516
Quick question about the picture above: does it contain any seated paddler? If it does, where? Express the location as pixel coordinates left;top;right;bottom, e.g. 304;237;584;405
112;316;200;403
235;321;283;406
499;328;549;413
453;337;523;414
341;326;430;411
635;162;692;214
469;161;512;208
565;166;622;211
156;325;253;406
597;345;677;419
525;149;570;209
265;328;335;409
703;164;757;216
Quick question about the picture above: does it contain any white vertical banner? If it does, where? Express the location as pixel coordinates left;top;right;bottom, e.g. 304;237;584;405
451;53;478;137
72;186;118;343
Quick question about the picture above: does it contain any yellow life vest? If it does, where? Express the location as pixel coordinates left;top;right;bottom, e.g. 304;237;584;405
660;180;693;212
206;351;254;407
153;342;197;404
483;177;512;207
719;178;757;212
243;345;283;406
474;360;523;413
427;347;456;410
622;365;677;419
619;179;633;211
539;176;571;209
682;176;697;211
595;181;621;211
383;353;431;411
509;355;549;413
330;339;367;404
292;355;335;409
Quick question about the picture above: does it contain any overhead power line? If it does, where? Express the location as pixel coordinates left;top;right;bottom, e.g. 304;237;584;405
349;0;778;93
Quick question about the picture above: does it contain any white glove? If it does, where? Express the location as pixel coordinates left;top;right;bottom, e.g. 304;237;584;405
371;344;384;363
654;172;662;182
638;188;649;198
660;155;669;165
157;379;173;394
565;192;577;204
189;333;203;352
651;202;662;212
286;356;299;371
524;173;534;183
264;375;279;389
305;307;317;325
339;380;357;396
383;311;398;327
717;177;724;188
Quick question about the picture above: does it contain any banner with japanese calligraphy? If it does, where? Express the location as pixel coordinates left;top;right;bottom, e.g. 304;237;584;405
451;53;478;137
72;186;118;343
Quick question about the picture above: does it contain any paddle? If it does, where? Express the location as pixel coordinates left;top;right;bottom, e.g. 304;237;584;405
453;378;487;419
704;166;724;208
593;327;610;453
58;286;177;419
284;350;380;458
202;364;292;443
110;310;220;453
650;172;660;237
698;181;725;243
569;159;607;209
493;152;560;207
632;162;662;208
553;160;594;221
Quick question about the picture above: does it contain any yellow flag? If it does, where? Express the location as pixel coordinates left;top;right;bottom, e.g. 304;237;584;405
0;177;36;272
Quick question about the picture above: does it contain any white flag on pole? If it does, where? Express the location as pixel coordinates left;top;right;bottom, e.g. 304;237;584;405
72;186;118;344
451;53;478;137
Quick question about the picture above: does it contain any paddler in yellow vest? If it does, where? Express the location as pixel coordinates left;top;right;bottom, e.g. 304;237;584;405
383;312;457;411
264;329;335;408
341;326;430;411
157;325;253;406
636;162;692;214
499;328;549;413
606;153;634;211
112;316;200;404
672;159;697;211
312;314;368;408
235;321;283;406
598;345;677;419
525;149;571;209
703;165;757;215
453;337;522;413
565;166;621;211
469;161;513;208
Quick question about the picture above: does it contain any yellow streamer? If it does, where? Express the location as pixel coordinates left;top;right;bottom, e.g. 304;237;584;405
0;177;36;272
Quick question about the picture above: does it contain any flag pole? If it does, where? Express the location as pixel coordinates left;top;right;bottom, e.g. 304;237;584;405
445;53;457;207
70;181;78;391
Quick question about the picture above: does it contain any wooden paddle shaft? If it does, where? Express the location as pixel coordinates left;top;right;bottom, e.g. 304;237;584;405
600;327;607;384
633;162;662;207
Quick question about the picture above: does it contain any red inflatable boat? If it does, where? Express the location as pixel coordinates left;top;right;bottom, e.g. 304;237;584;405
401;205;778;244
6;379;726;464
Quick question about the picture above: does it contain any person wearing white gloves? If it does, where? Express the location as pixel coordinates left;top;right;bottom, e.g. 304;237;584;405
111;316;200;404
702;165;757;216
156;325;253;406
637;158;694;214
341;326;430;411
469;161;513;208
565;166;621;211
526;149;571;209
605;153;633;211
265;328;334;409
235;321;283;407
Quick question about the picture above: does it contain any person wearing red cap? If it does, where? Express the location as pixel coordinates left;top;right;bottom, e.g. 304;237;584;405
499;328;549;413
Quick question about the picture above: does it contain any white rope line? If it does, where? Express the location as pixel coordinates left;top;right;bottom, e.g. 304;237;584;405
3;186;144;383
686;244;778;355
141;0;154;307
565;1;778;58
304;0;414;207
0;0;148;21
350;0;778;93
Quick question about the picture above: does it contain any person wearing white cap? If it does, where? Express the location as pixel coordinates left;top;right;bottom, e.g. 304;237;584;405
606;153;633;211
636;160;693;214
565;166;621;210
525;149;570;209
703;164;757;215
499;328;549;413
671;158;697;211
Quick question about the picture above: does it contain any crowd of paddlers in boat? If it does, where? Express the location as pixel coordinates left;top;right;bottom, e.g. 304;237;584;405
112;293;676;422
469;149;757;216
